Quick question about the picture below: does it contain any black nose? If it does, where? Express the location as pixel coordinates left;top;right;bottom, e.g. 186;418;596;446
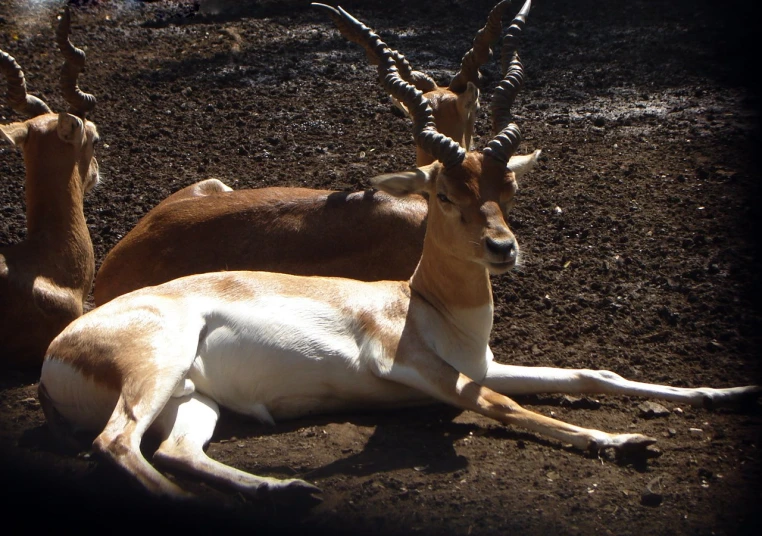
485;237;516;259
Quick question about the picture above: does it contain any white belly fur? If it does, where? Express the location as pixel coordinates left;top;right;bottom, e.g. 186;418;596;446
188;294;427;420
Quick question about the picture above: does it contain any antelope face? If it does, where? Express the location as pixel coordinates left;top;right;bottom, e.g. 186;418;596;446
2;113;101;194
56;113;100;193
426;83;480;151
79;121;100;193
402;85;481;166
372;152;520;276
430;153;519;274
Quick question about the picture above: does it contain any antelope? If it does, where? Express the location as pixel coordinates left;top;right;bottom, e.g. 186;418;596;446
38;9;759;503
1;8;100;369
313;0;519;165
92;0;540;305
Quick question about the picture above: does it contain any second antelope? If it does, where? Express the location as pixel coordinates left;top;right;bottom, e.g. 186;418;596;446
92;0;539;305
39;14;759;502
1;8;100;368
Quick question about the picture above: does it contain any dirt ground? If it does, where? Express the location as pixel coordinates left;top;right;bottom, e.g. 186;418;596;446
1;0;761;534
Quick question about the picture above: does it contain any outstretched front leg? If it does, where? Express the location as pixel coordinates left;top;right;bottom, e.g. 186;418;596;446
374;351;657;453
482;362;762;408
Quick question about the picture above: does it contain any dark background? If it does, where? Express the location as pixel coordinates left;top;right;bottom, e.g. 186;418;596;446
1;1;760;534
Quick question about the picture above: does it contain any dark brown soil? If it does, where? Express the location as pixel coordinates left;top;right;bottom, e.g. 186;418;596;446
1;1;761;534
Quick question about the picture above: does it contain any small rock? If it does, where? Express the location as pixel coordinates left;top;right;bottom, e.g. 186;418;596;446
689;428;704;437
638;401;670;419
560;395;602;410
20;397;40;409
641;476;664;507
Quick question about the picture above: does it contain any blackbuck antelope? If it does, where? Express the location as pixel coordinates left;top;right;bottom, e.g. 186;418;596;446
92;0;539;305
314;0;526;166
1;8;100;369
39;14;759;503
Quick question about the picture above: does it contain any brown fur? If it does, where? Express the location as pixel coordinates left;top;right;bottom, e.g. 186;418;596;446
94;188;428;305
1;114;99;368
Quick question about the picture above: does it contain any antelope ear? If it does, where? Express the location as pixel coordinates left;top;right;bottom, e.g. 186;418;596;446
457;82;479;116
457;83;479;151
391;97;412;119
56;113;85;147
507;149;541;180
0;122;29;147
371;163;439;197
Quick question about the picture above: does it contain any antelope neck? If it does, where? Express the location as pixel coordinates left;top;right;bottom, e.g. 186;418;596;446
23;153;93;290
410;233;494;335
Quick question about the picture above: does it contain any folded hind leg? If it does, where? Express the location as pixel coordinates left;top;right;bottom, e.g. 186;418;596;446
152;392;322;502
93;394;190;498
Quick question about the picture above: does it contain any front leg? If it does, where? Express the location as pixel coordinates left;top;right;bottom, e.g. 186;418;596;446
482;362;762;408
373;351;656;453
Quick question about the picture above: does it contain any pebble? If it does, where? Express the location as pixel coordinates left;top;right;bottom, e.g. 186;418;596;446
20;397;39;409
641;476;664;507
638;401;670;418
560;395;602;410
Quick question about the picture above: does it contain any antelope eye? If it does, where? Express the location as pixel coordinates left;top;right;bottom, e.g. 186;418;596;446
437;193;451;204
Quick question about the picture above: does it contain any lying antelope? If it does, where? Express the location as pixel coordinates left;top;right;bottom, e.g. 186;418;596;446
1;8;100;369
92;0;539;305
314;0;522;165
39;10;759;502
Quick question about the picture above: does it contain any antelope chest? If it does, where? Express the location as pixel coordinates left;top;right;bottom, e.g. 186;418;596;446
411;301;495;383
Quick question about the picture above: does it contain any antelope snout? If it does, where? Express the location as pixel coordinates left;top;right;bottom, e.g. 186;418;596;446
484;236;519;273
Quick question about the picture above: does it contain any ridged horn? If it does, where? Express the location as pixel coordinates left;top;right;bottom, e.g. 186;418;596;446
348;11;464;168
390;50;437;93
490;53;524;136
500;0;531;77
485;0;531;164
448;0;512;93
483;123;521;166
56;6;96;117
0;50;52;118
312;3;437;92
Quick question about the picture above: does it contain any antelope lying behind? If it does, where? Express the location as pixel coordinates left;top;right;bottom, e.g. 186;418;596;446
1;8;100;369
314;0;522;165
93;0;539;305
39;12;759;503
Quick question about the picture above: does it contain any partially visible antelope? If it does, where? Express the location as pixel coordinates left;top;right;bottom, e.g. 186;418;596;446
92;0;539;305
39;12;759;503
1;8;100;369
314;0;525;166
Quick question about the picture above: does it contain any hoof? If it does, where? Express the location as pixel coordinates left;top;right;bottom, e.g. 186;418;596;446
260;478;323;507
615;433;658;454
702;385;762;410
590;433;657;454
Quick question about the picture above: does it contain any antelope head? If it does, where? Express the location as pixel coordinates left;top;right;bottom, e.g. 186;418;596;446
368;1;535;275
314;0;530;165
1;7;100;195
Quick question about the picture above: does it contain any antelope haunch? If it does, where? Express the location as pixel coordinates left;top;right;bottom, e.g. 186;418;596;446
1;8;100;368
92;0;540;305
39;8;759;502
